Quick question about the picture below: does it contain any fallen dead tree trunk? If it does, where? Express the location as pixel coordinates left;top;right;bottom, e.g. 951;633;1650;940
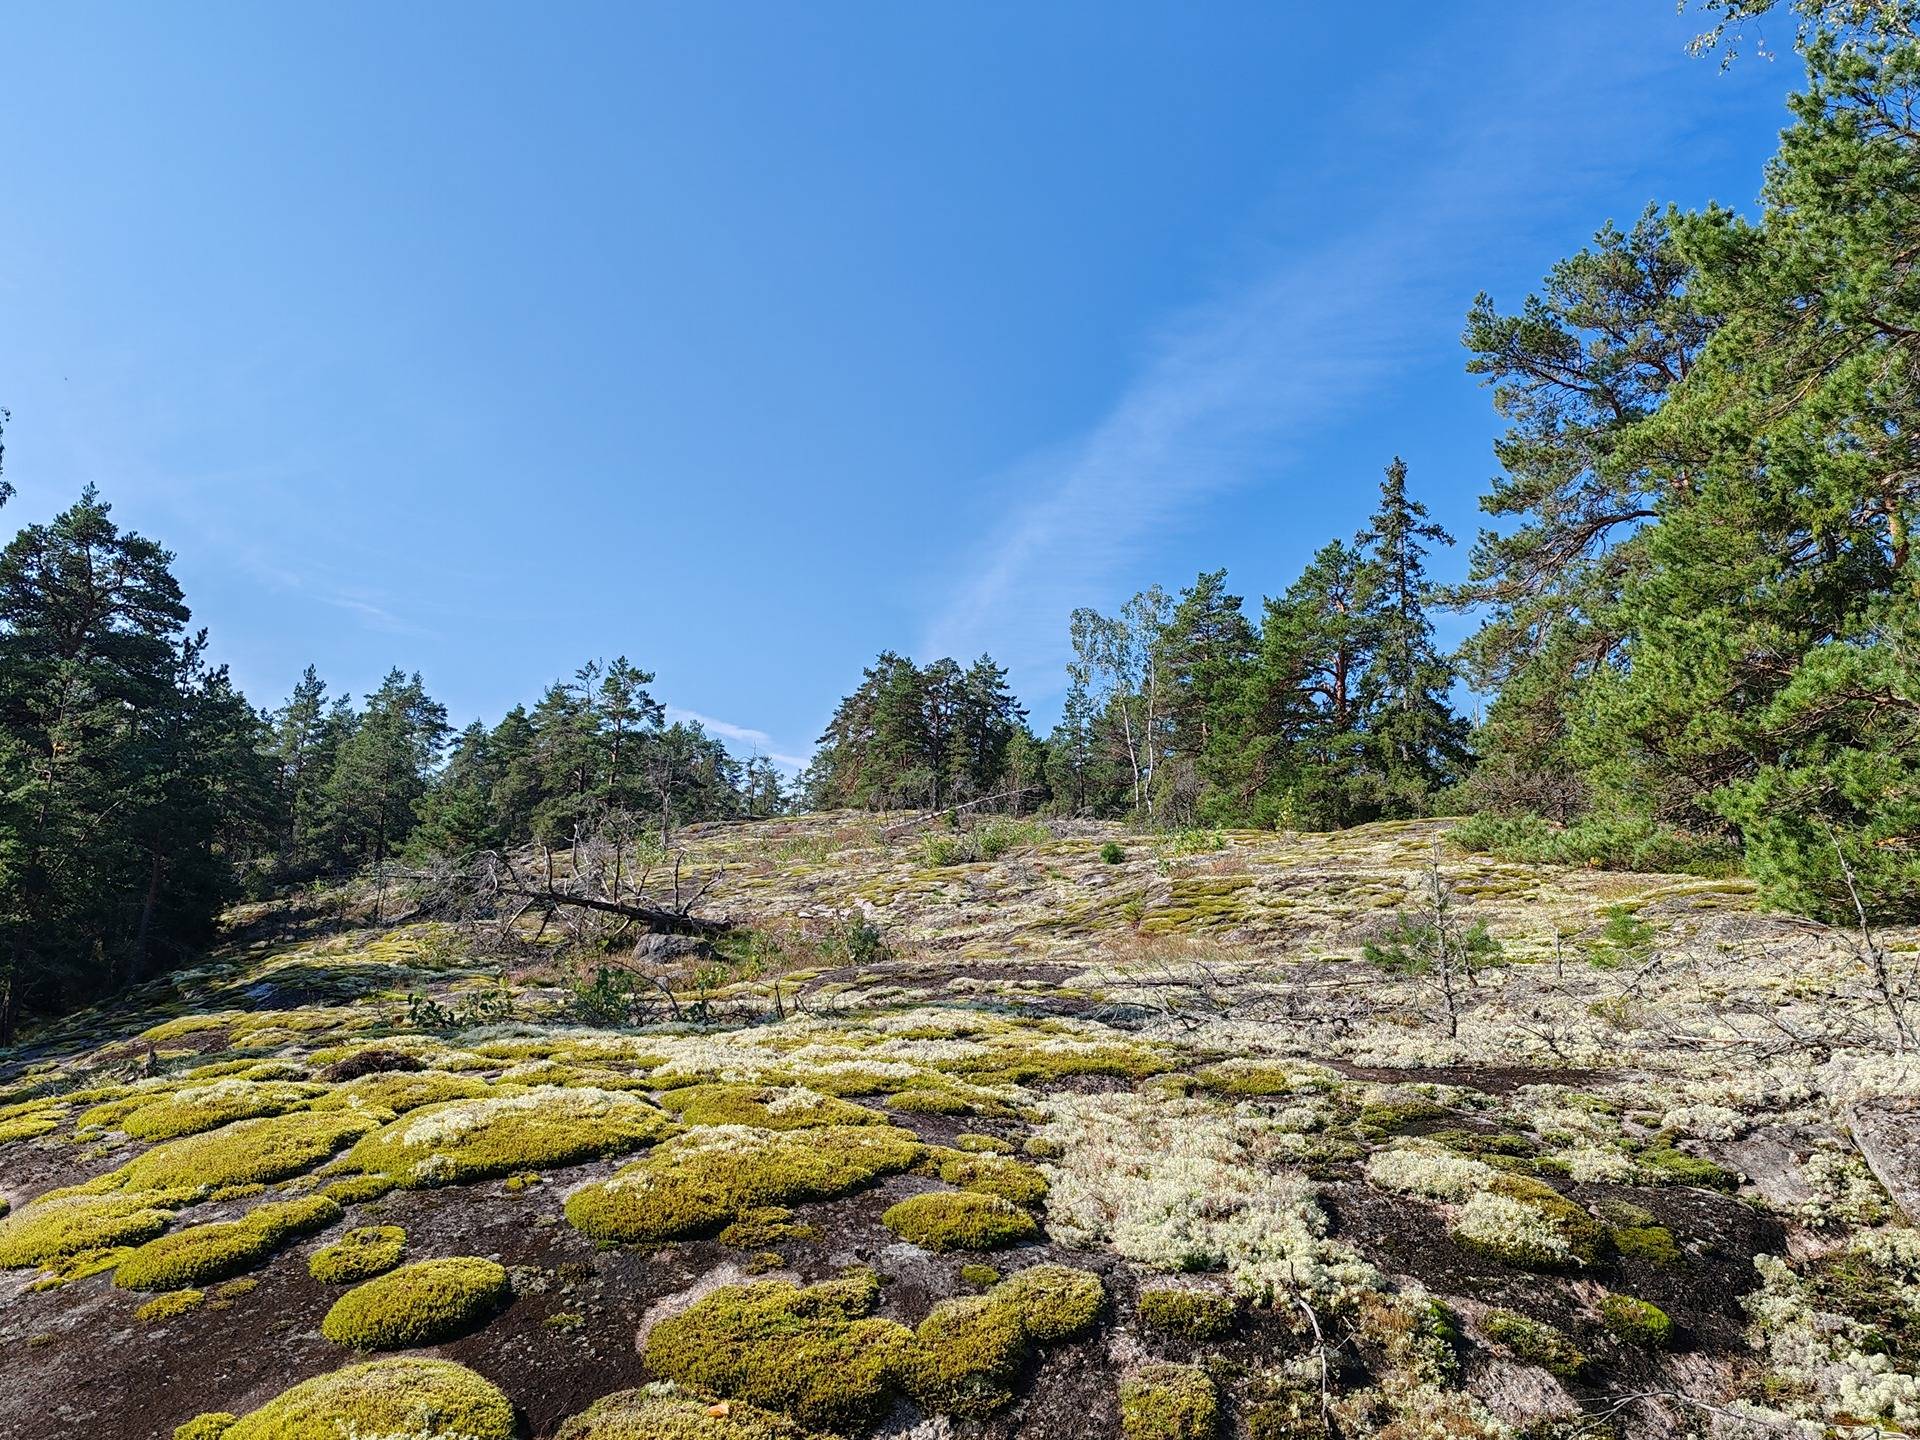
395;841;736;954
490;882;731;937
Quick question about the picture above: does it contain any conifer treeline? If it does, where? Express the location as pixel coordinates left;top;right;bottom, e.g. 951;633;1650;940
0;472;784;1036
804;459;1468;829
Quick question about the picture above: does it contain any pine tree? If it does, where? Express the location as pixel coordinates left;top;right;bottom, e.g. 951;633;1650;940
0;488;237;1037
1449;209;1706;814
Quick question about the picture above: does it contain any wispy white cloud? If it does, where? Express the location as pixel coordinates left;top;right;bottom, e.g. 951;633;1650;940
664;704;808;771
920;15;1690;696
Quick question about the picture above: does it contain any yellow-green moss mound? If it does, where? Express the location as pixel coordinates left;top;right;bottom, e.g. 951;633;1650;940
115;1194;341;1291
927;1150;1049;1207
1598;1291;1675;1349
881;1191;1039;1251
566;1124;923;1244
644;1270;914;1434
1449;1175;1609;1271
175;1357;515;1440
1479;1309;1588;1378
0;1104;63;1143
644;1264;1104;1432
1119;1362;1219;1440
113;1110;378;1191
308;1225;407;1284
905;1264;1106;1417
345;1086;676;1187
0;1191;184;1269
1137;1287;1235;1340
312;1069;493;1115
320;1256;511;1349
118;1080;324;1141
555;1385;827;1439
658;1082;887;1130
135;1288;206;1322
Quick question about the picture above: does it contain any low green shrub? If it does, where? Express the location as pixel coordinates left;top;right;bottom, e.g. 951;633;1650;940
1451;811;1738;876
1100;841;1127;865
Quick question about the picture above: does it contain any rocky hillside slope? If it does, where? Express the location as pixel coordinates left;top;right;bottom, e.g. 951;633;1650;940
1;814;1916;1439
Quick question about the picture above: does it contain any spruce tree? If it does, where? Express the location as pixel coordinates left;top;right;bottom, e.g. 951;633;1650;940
1356;458;1471;807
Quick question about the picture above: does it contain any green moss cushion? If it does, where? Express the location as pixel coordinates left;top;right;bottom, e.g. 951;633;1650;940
554;1386;826;1438
566;1124;924;1243
345;1086;676;1187
175;1358;515;1440
320;1256;510;1350
115;1195;341;1291
1119;1363;1220;1440
881;1191;1040;1251
111;1110;379;1191
308;1225;407;1284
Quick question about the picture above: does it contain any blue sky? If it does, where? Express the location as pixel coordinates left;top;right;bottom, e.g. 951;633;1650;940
0;3;1798;769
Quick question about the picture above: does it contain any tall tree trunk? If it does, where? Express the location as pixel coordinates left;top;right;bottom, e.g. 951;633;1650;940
131;848;164;983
